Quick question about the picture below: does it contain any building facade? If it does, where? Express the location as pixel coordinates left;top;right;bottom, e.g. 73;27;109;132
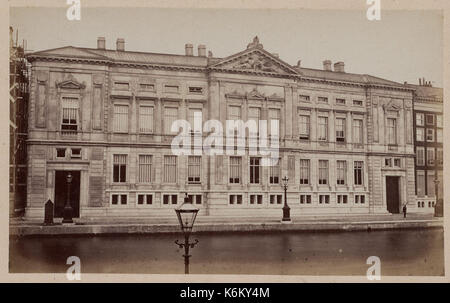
409;81;443;215
24;36;418;219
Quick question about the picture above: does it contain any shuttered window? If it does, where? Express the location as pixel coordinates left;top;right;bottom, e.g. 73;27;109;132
113;104;129;133
229;156;241;184
164;155;177;183
61;97;79;132
164;107;178;134
138;155;152;183
269;158;280;184
113;154;127;183
188;156;201;184
139;106;154;133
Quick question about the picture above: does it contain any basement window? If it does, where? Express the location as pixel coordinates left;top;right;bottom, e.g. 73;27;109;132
353;100;363;106
189;87;203;94
336;98;346;105
139;83;155;91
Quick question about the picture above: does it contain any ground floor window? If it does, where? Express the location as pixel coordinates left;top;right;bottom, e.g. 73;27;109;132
355;195;365;204
187;194;202;205
229;194;243;205
249;194;263;205
270;194;282;204
137;194;153;205
337;195;348;204
111;193;127;205
300;195;311;204
163;194;178;205
319;195;330;204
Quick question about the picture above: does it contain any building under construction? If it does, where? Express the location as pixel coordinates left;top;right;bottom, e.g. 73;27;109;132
9;27;29;216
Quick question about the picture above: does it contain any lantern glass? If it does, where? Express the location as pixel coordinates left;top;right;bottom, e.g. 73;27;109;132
282;176;289;187
175;202;199;234
67;173;73;183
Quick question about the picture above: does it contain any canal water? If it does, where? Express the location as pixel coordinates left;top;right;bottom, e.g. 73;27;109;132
9;228;444;276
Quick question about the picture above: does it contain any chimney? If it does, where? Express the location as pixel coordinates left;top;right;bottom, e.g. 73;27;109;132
97;37;105;49
419;78;422;85
116;38;125;51
185;43;193;56
208;50;213;58
198;44;206;57
272;53;279;58
296;60;301;68
334;61;345;73
323;60;332;71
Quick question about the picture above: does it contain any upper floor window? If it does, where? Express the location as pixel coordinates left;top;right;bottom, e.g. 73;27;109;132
436;115;443;128
188;108;203;133
248;107;261;136
416;128;424;141
335;118;346;142
318;160;328;185
187;156;201;184
139;83;155;91
426;129;435;142
268;108;280;136
164;85;179;93
437;148;443;165
299;95;310;102
113;154;127;183
416;113;424;126
114;82;129;90
249;157;261;184
61;97;79;132
298;115;310;140
113;104;129;133
164;107;178;134
353;119;363;144
427;148;435;166
353;100;363;106
318;97;328;103
300;159;310;185
163;155;177;183
354;161;364;185
229;156;241;184
336;160;347;185
138;155;152;183
139;105;154;133
269;158;280;184
426;114;435;125
318;117;328;141
416;147;425;166
437;129;443;143
188;86;203;94
336;98;346;105
387;118;397;145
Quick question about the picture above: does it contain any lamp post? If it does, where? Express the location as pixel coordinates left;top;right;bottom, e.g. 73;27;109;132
281;176;291;222
174;193;199;274
433;174;440;217
62;172;73;223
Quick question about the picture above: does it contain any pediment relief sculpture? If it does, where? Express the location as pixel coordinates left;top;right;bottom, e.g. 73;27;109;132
56;75;86;90
232;53;280;73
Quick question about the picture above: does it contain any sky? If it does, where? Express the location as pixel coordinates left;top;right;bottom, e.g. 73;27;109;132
10;7;443;86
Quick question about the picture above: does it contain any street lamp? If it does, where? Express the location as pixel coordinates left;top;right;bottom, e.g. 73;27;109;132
62;172;73;223
281;176;291;222
433;175;441;217
174;193;199;274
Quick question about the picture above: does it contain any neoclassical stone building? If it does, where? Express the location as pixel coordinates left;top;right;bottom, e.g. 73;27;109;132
25;36;418;219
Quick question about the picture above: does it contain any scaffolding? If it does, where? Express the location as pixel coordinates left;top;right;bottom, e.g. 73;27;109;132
10;27;30;217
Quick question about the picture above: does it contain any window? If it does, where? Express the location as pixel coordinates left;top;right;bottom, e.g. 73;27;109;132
336;160;346;185
248;107;260;136
138;155;152;183
354;161;364;186
71;148;81;159
299;159;310;185
416;170;425;197
416;128;424;141
229;195;243;205
335;118;346;142
355;195;365;204
249;157;261;184
353;100;363;106
393;158;401;168
114;82;129;90
426;114;435;125
416;113;424;126
318;160;328;185
61;97;79;132
269;158;280;184
427;148;435;165
137;194;153;205
163;194;178;205
270;194;282;204
300;195;311;204
337;195;348;204
427;171;435;197
188;108;202;133
164;107;178;134
319;195;330;204
298;115;310;140
436;115;443;128
56;148;66;158
188;156;201;184
249;194;263;205
336;98;346;105
139;83;154;91
139;105;154;133
353;119;363;144
437;148;443;165
416;147;425;166
299;95;310;102
318;117;328;141
189;86;203;94
228;105;241;121
113;104;129;133
111;194;127;205
426;129;435;142
385;158;392;167
229;156;241;184
387;118;397;145
318;97;328;103
113;154;127;183
163;155;177;183
187;194;202;205
268;109;280;136
436;129;443;143
164;85;179;93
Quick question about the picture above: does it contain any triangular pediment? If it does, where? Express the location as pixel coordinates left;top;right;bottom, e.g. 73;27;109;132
383;100;402;112
210;37;300;75
28;46;109;60
56;78;85;90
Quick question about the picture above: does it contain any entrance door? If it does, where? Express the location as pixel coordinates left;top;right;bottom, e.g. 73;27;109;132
54;171;80;218
386;176;400;214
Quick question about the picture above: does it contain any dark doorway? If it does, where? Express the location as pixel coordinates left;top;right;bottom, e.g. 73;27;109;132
54;171;80;218
386;176;400;214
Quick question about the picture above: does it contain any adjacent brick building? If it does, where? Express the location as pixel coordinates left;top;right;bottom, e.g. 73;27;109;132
24;36;419;219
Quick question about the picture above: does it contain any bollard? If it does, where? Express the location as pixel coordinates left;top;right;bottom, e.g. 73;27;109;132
44;199;54;226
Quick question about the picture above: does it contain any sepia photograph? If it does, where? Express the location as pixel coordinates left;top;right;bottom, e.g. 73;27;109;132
4;0;448;283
